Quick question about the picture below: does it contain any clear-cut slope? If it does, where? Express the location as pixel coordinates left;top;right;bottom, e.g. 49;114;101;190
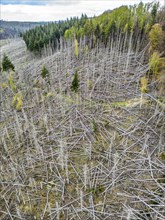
0;38;165;220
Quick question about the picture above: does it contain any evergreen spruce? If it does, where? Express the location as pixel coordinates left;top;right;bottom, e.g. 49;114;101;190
151;3;159;23
71;70;79;93
41;65;49;79
2;54;15;72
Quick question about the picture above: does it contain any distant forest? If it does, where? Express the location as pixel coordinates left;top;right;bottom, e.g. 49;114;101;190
0;20;46;39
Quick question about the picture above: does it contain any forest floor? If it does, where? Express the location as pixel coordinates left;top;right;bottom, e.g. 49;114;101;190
0;38;165;220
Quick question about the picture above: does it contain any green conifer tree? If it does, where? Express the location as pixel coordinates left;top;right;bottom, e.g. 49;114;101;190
41;65;49;79
151;3;159;23
2;54;15;72
71;70;79;93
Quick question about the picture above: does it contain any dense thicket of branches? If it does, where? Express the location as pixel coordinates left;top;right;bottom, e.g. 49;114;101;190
1;34;165;219
22;2;160;53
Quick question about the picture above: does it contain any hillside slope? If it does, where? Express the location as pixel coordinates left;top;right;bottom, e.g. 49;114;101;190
0;38;165;220
0;20;46;40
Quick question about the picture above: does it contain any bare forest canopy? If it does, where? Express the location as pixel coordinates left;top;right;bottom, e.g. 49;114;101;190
22;2;164;54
